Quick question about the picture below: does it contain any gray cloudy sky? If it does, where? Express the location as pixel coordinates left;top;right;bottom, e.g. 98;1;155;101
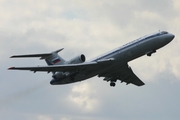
0;0;180;120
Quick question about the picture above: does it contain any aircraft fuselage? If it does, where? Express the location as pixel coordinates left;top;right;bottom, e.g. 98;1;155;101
50;31;174;85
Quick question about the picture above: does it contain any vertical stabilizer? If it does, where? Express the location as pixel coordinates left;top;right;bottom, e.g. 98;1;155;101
45;52;66;65
44;48;66;65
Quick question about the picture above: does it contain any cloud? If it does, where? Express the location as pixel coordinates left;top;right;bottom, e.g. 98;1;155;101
172;0;180;11
37;115;53;120
60;117;71;120
68;83;99;113
1;0;180;120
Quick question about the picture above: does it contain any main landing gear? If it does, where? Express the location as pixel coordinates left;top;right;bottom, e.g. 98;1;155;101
110;82;116;87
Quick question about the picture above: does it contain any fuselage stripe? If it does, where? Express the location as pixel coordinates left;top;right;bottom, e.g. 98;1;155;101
92;32;165;62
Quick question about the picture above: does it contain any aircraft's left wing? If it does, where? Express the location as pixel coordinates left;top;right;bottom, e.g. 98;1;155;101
100;63;145;86
119;64;145;86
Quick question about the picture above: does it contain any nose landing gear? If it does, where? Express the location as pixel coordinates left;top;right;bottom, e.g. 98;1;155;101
146;50;156;56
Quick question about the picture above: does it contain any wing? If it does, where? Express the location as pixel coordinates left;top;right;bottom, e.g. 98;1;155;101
100;63;145;86
8;58;114;73
8;62;98;73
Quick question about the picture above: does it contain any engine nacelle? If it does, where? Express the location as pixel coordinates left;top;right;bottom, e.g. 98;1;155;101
67;54;86;64
52;72;65;79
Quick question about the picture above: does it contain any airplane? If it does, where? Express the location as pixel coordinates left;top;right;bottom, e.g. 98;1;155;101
8;31;175;87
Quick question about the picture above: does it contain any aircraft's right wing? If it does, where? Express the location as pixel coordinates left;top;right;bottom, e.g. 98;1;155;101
8;58;114;73
8;62;98;73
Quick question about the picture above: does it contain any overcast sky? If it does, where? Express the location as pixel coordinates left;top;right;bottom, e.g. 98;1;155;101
0;0;180;120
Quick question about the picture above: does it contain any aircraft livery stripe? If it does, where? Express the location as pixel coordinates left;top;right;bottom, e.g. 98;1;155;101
92;33;163;62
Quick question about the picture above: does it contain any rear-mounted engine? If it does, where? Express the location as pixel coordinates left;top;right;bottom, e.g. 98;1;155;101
66;54;86;64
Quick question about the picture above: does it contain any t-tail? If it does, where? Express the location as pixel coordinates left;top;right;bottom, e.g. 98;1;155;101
10;48;66;66
44;49;66;65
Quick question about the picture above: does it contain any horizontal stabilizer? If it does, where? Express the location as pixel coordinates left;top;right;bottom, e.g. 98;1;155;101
10;53;52;58
53;48;64;54
10;48;64;59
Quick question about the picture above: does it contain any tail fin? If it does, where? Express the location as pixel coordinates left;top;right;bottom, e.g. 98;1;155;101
10;48;66;65
45;49;66;65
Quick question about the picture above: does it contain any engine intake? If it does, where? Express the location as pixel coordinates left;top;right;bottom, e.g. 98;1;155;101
67;54;86;64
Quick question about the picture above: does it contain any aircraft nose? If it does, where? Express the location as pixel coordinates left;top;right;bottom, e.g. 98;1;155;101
166;33;175;43
169;34;175;40
159;33;175;45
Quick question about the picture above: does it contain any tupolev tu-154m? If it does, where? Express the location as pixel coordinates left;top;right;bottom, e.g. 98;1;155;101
8;31;175;87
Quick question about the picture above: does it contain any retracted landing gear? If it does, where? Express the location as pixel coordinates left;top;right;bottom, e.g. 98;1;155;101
110;82;116;87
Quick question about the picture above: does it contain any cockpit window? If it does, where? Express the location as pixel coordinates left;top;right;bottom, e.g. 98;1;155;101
161;31;168;34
